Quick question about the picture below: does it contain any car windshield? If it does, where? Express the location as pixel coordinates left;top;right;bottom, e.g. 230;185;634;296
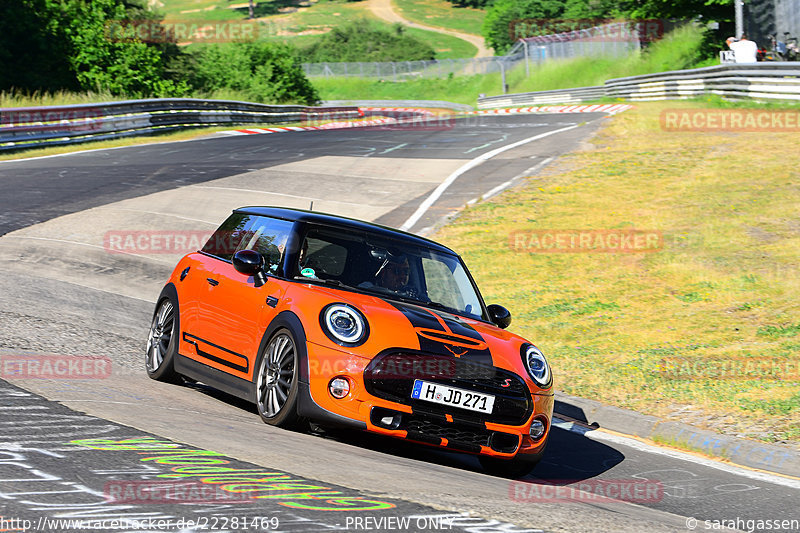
295;225;486;320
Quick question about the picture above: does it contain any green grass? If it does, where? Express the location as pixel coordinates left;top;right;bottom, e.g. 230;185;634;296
404;27;477;59
0;90;127;108
157;0;475;59
313;24;719;104
393;0;486;36
157;0;306;21
313;73;504;105
505;24;714;93
268;3;477;59
432;100;800;445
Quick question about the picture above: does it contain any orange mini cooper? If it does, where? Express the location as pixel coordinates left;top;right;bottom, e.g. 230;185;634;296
146;207;553;476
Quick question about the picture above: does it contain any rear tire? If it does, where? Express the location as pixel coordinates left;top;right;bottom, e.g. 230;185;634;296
145;297;182;383
255;328;304;429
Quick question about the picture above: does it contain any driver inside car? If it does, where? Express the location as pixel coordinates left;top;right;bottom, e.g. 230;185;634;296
376;255;410;291
359;252;420;299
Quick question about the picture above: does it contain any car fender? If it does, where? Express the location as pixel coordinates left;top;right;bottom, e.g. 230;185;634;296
255;310;366;430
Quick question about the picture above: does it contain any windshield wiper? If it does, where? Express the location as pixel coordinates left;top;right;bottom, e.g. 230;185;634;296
294;276;359;291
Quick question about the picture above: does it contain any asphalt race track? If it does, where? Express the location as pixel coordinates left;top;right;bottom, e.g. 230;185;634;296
1;114;798;533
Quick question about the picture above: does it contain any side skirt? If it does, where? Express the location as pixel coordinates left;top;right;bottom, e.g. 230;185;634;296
175;353;253;402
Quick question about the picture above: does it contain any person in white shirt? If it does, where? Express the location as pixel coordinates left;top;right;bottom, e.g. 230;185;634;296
727;36;759;63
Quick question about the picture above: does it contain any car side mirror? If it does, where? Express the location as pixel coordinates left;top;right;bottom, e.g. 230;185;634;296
233;250;267;287
487;304;511;329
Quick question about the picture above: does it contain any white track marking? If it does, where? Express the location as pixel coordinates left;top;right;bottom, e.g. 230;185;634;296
188;185;368;206
481;156;555;201
94;206;218;225
553;416;800;490
1;235;174;263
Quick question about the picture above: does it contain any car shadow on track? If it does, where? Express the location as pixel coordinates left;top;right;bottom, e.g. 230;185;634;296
178;380;624;482
322;424;625;484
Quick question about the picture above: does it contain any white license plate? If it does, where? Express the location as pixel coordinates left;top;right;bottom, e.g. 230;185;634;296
411;380;495;414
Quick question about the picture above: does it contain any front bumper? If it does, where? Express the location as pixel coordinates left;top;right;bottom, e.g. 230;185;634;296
304;342;554;458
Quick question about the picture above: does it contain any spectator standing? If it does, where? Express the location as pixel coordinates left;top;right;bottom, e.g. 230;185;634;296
727;35;759;63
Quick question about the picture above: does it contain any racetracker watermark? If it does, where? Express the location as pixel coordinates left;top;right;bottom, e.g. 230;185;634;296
104;230;214;255
1;354;112;379
1;107;104;132
363;353;494;380
322;111;456;132
509;18;665;42
105;480;252;504
510;479;663;504
661;109;800;132
105;19;281;44
656;357;799;381
509;229;663;253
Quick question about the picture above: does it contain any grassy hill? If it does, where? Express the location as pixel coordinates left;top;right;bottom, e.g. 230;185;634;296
156;0;480;59
394;0;485;36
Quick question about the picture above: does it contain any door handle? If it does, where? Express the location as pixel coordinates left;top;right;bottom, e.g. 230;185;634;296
206;278;219;286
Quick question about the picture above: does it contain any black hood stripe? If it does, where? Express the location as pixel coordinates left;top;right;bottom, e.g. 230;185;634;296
388;301;493;364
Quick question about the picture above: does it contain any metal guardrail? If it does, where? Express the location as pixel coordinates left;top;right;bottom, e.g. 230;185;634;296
477;63;800;109
477;86;605;109
0;98;361;152
605;62;800;100
323;100;474;111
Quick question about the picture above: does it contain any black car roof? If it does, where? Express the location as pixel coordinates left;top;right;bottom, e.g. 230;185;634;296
234;206;457;255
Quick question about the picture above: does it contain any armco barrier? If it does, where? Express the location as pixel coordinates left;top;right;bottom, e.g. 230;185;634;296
477;63;800;109
605;62;800;100
477;86;605;109
0;98;360;152
323;99;474;112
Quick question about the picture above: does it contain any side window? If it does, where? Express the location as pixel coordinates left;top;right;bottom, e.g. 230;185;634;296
300;235;348;278
201;213;251;261
202;214;292;274
241;217;293;274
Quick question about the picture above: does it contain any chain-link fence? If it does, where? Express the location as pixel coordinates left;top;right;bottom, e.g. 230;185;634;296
302;21;643;79
302;58;514;80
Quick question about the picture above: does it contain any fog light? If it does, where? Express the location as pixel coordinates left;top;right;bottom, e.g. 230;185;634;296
329;377;350;399
529;419;546;440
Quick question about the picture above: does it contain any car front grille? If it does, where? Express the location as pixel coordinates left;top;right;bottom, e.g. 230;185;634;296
371;407;521;454
364;351;532;426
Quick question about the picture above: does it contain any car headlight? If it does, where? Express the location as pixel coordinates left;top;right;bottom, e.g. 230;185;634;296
521;344;551;388
320;304;368;346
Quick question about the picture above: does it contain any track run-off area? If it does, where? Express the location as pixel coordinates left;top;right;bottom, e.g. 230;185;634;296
1;113;798;533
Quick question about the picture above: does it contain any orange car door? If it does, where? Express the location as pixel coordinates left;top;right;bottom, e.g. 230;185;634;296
175;253;217;358
184;216;293;381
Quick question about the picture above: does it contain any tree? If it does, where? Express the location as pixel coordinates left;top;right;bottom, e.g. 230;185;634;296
0;0;187;96
190;41;319;104
299;20;436;62
482;0;565;54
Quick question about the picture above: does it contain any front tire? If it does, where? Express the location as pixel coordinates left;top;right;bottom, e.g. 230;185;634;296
255;328;303;428
145;297;181;383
